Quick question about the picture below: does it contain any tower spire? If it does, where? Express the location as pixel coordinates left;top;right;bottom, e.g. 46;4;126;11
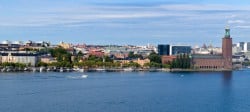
225;26;230;38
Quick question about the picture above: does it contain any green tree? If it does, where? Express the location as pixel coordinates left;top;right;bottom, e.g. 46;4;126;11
148;52;161;64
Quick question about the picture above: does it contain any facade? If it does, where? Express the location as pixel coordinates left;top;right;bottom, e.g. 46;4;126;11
0;40;21;51
236;42;250;52
158;44;191;56
0;52;38;66
222;28;233;69
114;58;150;67
158;45;170;55
170;45;192;55
40;56;57;64
192;54;225;69
59;42;72;49
161;55;176;64
192;27;233;70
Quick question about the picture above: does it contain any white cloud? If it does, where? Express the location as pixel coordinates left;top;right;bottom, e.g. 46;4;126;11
1;4;250;27
235;25;250;29
227;20;245;24
158;4;250;11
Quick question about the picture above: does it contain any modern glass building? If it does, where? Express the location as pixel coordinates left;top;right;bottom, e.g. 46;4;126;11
158;44;170;55
170;45;192;55
158;44;191;55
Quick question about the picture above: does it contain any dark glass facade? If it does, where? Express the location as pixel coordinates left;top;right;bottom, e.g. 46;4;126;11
158;44;170;55
171;46;191;55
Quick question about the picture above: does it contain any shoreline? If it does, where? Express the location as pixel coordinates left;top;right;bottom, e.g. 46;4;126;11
0;67;241;73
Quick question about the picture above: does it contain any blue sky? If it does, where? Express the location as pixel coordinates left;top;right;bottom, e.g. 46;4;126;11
0;0;250;46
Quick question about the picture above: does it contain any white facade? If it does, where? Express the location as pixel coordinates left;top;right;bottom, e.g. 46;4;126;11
0;53;38;66
236;42;250;52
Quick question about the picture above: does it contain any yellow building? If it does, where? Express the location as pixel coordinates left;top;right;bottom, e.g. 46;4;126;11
59;42;72;49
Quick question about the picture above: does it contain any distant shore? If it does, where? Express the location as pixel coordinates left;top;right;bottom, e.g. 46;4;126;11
0;67;239;73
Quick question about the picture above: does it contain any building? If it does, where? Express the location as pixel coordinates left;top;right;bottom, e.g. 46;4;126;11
0;52;39;66
161;55;177;64
158;44;191;56
170;45;192;55
40;55;57;64
0;40;21;51
192;27;233;70
158;44;170;55
114;58;150;67
222;27;233;69
59;42;72;49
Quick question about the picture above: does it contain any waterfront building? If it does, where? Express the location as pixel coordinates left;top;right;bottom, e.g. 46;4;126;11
114;58;150;67
0;52;38;66
192;27;233;70
161;55;176;64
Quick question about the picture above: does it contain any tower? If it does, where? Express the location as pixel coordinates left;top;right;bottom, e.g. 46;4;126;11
222;26;232;70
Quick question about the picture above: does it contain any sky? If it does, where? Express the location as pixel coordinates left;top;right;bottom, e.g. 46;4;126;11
0;0;250;46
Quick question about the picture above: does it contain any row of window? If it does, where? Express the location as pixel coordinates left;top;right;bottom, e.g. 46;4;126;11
199;66;223;69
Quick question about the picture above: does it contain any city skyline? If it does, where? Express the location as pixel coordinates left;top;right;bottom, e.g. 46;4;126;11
1;0;250;45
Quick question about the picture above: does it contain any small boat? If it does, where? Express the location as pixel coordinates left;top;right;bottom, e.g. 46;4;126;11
1;68;6;72
46;68;51;72
81;75;88;78
79;68;84;72
96;68;106;72
59;67;64;72
123;68;134;72
40;67;45;72
32;67;37;72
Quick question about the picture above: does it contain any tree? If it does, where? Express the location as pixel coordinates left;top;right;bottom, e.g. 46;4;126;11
170;54;191;69
128;52;143;59
148;52;161;64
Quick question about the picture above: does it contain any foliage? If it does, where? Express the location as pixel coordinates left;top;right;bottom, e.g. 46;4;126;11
122;62;141;68
49;62;73;68
170;54;191;69
0;62;27;68
48;47;71;62
148;52;161;64
128;52;143;59
243;62;250;66
36;61;48;67
143;62;162;68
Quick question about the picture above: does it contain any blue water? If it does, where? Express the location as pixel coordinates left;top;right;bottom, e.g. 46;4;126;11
0;70;250;112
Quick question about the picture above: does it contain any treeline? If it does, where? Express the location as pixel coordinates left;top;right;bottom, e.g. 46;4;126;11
0;62;27;68
170;54;191;69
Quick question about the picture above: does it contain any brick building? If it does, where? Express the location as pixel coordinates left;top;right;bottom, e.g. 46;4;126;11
192;27;233;70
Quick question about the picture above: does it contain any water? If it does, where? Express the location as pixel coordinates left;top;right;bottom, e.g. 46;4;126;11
0;70;250;112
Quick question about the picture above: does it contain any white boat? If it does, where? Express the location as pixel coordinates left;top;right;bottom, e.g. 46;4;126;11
46;68;51;72
79;68;84;72
123;68;134;72
39;67;45;72
81;75;88;78
1;68;6;72
59;67;64;72
74;68;85;72
96;68;106;72
32;68;37;72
